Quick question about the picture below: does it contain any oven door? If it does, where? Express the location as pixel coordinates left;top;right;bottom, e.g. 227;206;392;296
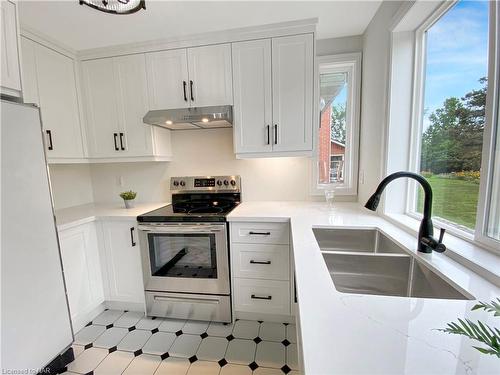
138;223;230;295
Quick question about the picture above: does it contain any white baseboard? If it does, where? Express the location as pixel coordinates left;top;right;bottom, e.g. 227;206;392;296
104;300;146;313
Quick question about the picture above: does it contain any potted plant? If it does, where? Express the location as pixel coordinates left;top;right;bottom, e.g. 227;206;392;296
120;190;137;209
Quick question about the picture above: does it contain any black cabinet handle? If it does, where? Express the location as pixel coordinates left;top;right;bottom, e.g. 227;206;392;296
189;80;194;101
183;81;188;101
119;132;125;150
130;227;136;247
251;294;272;300
274;124;278;144
250;260;271;265
248;231;271;236
46;130;53;150
266;125;270;145
113;133;119;151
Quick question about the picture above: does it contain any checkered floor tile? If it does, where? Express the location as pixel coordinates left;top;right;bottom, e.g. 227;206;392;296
63;310;301;375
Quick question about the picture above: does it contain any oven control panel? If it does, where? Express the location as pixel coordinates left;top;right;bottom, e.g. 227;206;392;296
171;176;241;192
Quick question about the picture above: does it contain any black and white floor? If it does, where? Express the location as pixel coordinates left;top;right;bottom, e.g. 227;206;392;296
63;310;301;375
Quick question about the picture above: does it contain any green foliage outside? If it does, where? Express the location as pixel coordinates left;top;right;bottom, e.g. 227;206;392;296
331;103;346;144
417;78;486;228
417;175;479;229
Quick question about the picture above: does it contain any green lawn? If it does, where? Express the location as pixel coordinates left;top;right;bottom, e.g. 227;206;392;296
416;175;479;229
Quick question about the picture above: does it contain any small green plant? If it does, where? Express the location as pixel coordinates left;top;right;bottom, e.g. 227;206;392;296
438;298;500;358
119;190;137;201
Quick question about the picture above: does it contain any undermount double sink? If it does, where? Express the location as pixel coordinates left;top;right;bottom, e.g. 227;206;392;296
314;228;473;300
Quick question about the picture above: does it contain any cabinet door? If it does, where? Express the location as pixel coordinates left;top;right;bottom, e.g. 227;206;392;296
101;221;144;304
114;54;153;157
232;39;273;154
19;37;39;105
146;49;190;110
82;58;120;158
35;44;85;158
271;34;313;152
0;0;21;94
187;43;233;107
59;223;104;331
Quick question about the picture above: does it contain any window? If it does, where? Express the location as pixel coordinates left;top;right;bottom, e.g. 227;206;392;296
410;0;490;233
402;0;500;251
314;53;361;195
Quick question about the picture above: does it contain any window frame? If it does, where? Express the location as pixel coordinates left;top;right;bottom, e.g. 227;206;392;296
404;0;500;251
312;52;361;196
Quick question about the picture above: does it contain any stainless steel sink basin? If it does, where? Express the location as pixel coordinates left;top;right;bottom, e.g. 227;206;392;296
314;228;473;300
313;228;406;254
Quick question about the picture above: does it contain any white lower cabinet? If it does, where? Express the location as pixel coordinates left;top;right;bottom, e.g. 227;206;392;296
99;220;145;305
58;222;104;332
230;222;293;321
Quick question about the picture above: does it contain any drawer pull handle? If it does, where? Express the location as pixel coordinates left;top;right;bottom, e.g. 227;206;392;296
251;294;272;300
250;260;271;265
248;231;271;236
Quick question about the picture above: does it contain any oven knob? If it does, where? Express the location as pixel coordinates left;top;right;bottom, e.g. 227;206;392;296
173;180;179;187
224;180;229;186
180;180;185;187
230;180;236;186
217;180;223;186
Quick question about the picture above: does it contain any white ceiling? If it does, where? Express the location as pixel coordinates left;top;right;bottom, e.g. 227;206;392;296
18;1;381;51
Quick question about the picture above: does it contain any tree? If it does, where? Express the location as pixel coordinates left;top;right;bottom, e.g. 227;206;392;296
331;103;346;144
420;78;486;174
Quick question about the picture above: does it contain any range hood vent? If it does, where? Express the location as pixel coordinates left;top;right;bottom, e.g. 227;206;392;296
143;105;233;130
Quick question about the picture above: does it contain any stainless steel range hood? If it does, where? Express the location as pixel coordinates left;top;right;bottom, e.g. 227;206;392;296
143;105;233;130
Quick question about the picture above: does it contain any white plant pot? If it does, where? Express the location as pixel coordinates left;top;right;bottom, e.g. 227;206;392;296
124;199;135;209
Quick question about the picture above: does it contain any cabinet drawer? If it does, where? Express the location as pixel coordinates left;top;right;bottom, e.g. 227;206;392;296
231;222;289;245
232;243;289;280
233;278;290;315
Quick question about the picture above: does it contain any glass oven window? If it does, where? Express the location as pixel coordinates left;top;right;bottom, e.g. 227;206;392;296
148;233;217;279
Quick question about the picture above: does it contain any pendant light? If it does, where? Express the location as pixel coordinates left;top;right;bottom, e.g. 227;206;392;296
79;0;145;15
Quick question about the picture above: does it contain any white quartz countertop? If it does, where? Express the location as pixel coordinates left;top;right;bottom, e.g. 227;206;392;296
55;202;168;230
228;202;500;375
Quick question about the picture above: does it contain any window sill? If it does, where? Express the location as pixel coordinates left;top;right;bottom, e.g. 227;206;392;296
383;212;500;287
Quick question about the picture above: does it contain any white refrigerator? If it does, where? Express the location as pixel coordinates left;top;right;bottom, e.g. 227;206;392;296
1;99;73;371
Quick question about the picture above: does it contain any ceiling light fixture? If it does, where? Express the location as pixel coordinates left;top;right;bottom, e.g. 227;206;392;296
79;0;145;15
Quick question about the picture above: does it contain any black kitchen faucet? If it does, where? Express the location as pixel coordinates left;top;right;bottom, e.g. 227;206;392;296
365;171;446;253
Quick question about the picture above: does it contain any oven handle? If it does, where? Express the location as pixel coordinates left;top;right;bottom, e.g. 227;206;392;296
138;224;225;233
153;295;220;305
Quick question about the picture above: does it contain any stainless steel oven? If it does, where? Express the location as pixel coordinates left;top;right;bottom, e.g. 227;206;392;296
138;222;231;322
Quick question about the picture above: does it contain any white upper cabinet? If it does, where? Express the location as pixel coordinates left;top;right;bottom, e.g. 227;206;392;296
145;43;233;110
232;34;314;157
271;34;313;152
0;0;21;97
81;58;119;158
146;49;190;110
187;44;233;107
20;36;85;160
82;55;172;160
114;54;154;157
232;39;273;154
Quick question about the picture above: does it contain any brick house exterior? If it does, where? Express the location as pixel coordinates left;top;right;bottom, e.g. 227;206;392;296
319;105;345;184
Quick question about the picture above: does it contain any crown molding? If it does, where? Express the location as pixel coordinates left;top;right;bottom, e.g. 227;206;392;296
77;17;317;61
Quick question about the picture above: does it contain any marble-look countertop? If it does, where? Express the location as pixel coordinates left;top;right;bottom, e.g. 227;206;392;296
227;202;500;375
55;202;168;230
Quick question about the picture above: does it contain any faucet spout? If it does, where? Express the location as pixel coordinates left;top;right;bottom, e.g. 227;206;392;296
365;171;446;254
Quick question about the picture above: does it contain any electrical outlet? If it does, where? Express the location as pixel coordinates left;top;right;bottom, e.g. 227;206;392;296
117;176;124;187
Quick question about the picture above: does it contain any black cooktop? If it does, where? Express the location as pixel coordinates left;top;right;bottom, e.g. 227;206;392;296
137;193;240;223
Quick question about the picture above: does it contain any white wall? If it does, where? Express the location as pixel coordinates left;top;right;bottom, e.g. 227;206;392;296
316;35;363;56
48;164;94;209
90;129;311;204
358;1;404;204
